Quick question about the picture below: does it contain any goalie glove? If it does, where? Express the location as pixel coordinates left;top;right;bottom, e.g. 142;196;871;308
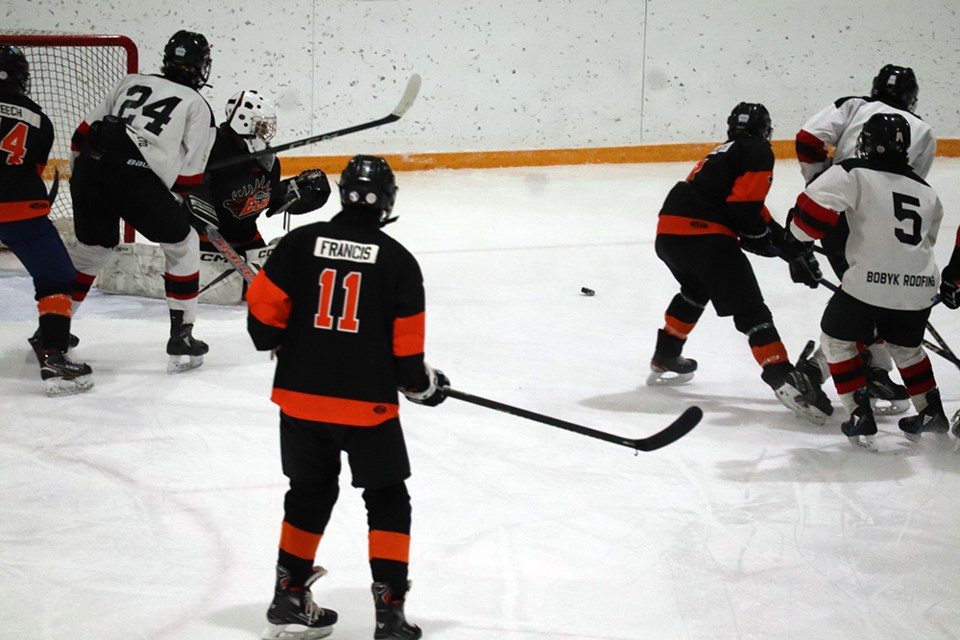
400;363;449;407
268;169;332;217
184;193;219;232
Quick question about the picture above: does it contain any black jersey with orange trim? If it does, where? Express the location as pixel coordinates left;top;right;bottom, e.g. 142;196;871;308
657;137;774;239
247;208;429;427
0;92;53;222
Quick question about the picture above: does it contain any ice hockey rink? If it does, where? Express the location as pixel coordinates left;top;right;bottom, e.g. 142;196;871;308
2;158;960;640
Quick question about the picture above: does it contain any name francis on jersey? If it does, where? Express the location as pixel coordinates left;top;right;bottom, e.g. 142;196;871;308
314;237;379;263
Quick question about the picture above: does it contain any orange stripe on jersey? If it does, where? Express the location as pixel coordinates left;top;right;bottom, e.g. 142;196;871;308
279;521;322;560
272;388;400;427
369;529;410;563
656;215;736;238
751;341;788;367
727;171;772;203
394;312;425;357
247;271;292;329
0;200;50;222
38;294;72;318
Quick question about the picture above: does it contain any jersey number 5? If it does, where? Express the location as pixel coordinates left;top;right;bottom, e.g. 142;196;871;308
314;268;362;333
892;192;922;246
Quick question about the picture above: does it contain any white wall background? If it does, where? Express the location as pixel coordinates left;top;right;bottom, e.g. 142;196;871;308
4;0;959;157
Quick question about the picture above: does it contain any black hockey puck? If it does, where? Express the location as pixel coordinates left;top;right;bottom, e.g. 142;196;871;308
581;287;595;296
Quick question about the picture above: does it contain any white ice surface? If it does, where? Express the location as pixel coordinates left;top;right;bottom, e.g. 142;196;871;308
2;160;960;640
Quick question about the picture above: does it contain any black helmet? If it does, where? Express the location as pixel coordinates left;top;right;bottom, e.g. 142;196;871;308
871;64;918;111
339;155;398;218
0;44;30;95
857;112;911;163
726;102;772;141
162;30;211;90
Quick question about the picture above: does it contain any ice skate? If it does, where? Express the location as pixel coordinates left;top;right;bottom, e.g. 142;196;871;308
166;310;209;374
793;341;834;417
767;367;830;426
647;329;697;386
647;355;697;386
28;329;80;364
372;582;422;640
39;349;94;397
899;388;949;443
865;366;910;415
262;566;337;640
951;408;960;439
841;389;878;450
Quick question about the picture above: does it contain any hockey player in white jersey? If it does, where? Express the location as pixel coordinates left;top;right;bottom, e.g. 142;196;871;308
785;113;950;448
793;64;936;414
67;30;217;373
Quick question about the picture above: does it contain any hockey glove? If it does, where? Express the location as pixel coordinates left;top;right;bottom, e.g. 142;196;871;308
740;229;777;258
268;169;332;217
781;229;821;289
940;277;960;310
184;194;219;233
400;363;450;407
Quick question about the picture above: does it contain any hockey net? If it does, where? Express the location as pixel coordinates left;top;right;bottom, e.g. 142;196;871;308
1;33;138;244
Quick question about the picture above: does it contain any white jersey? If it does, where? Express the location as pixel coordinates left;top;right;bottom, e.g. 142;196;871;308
790;159;943;310
796;97;935;184
80;74;216;190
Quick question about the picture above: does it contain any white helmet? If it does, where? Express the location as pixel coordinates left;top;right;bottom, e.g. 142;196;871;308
225;90;277;142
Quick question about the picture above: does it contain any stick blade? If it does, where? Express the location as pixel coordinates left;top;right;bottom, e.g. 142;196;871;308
629;406;703;452
391;73;422;118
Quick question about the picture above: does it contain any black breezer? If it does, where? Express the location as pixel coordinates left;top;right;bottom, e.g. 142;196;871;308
71;121;192;247
821;289;931;348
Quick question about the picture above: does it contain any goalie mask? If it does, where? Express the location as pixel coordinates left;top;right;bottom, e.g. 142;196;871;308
225;90;277;143
726;102;772;141
857;112;911;163
0;44;30;95
162;30;212;90
339;155;398;219
871;64;918;112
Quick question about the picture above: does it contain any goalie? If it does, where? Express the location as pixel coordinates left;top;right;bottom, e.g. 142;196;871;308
198;89;331;258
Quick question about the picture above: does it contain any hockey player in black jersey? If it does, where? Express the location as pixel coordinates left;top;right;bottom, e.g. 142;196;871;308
248;155;442;640
0;44;93;395
200;89;331;257
649;102;831;425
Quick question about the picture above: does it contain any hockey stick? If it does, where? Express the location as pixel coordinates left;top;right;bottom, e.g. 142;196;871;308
442;387;703;452
781;250;960;369
48;168;59;205
207;74;422;172
198;266;238;295
204;225;258;284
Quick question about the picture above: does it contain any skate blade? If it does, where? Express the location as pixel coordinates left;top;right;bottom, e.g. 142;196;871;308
871;397;910;415
775;388;828;426
646;369;694;386
44;375;94;397
167;354;204;374
261;622;334;640
847;435;878;451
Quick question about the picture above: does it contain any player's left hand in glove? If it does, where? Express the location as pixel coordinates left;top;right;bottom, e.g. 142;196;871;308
400;363;450;407
940;275;960;310
184;193;219;232
268;169;332;217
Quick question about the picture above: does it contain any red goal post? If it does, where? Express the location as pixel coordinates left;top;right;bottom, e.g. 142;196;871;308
1;33;139;242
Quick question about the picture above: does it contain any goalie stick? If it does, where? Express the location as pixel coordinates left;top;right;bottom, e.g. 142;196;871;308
207;73;423;172
443;387;702;452
204;224;258;284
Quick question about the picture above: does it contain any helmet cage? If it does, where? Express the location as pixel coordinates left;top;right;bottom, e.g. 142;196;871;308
225;90;277;142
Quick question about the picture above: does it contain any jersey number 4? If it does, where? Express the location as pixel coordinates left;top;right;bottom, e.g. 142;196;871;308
314;268;362;333
1;122;29;165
